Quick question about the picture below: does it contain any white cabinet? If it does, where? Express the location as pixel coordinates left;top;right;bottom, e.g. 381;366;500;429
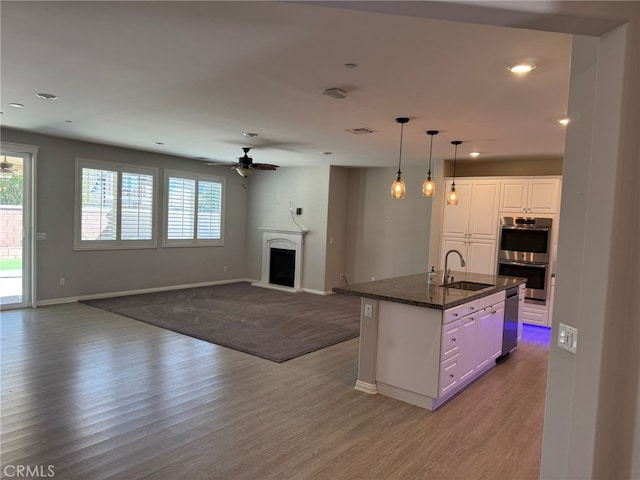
441;236;496;277
441;178;500;276
443;179;500;239
517;284;525;340
523;302;549;327
499;178;561;214
458;315;478;383
440;291;504;398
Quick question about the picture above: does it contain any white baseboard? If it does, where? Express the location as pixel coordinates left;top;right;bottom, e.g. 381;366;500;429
355;380;378;395
36;278;254;307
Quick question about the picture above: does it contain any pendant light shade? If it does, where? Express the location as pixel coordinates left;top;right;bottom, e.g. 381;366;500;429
422;130;438;197
447;140;462;206
390;117;409;199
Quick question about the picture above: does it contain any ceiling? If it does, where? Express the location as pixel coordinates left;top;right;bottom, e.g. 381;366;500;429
0;1;572;169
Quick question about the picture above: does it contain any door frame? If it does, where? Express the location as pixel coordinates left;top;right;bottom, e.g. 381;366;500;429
1;141;38;309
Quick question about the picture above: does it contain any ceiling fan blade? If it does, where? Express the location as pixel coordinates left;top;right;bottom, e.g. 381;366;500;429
251;163;278;170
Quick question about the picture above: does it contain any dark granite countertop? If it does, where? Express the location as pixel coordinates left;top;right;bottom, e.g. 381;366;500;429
332;271;526;310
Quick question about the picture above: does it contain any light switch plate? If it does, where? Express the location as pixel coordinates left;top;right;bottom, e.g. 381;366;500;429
558;322;578;354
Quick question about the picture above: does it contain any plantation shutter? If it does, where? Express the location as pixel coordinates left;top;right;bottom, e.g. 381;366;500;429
81;167;117;241
167;177;196;239
197;180;222;239
121;172;154;240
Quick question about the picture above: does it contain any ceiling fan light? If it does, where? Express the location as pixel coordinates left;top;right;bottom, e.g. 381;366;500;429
236;167;254;178
0;160;15;179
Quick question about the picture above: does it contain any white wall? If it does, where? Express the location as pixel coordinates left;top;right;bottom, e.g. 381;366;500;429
0;128;249;302
345;166;433;284
245;166;331;293
324;166;350;292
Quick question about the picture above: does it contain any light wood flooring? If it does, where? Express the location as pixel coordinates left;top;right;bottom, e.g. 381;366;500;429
1;303;551;479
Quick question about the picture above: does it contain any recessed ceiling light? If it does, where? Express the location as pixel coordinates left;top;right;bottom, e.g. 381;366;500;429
557;118;570;125
243;132;258;138
9;103;23;108
508;63;536;74
470;152;480;157
154;142;165;146
36;92;58;100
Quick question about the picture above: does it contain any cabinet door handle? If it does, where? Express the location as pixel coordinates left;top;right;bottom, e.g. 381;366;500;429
453;313;458;317
450;374;455;378
452;338;457;342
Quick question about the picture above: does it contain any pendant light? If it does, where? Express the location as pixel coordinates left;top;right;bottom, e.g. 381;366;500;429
422;130;438;197
447;140;462;206
390;117;409;199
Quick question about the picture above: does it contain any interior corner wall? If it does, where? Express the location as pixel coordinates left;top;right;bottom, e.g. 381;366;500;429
542;20;640;479
245;166;330;293
0;127;249;302
344;166;433;284
324;166;349;292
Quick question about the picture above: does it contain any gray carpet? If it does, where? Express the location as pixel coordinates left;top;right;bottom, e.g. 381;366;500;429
81;282;361;362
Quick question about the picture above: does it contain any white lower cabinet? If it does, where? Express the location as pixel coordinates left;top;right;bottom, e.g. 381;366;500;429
374;291;507;410
439;353;460;396
517;284;526;340
439;292;505;401
523;303;549;326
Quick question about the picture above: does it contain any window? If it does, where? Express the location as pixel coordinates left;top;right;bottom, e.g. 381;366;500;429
164;170;225;247
75;158;157;250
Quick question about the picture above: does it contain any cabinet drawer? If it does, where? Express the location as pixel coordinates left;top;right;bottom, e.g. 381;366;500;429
523;305;549;326
441;320;461;360
443;291;505;324
439;353;460;396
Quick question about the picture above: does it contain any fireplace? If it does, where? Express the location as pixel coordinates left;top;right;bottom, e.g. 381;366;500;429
269;248;295;287
254;227;306;291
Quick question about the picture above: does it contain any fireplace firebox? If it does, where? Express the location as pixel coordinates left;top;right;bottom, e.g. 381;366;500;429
269;248;295;287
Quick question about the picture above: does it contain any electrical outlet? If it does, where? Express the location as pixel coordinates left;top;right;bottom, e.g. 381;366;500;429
58;277;65;286
364;304;373;318
339;273;345;280
224;264;229;272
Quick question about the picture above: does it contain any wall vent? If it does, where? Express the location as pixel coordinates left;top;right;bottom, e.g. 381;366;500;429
345;128;376;135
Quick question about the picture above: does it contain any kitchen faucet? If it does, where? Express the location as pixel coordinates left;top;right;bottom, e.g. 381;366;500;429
443;249;466;285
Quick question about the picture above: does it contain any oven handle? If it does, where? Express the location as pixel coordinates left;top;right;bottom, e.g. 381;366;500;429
499;260;548;268
500;226;551;232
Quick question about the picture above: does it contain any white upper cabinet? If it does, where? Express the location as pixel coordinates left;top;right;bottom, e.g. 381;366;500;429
499;178;561;214
442;179;500;239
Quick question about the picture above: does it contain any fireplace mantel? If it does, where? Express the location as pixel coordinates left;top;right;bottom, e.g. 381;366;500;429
253;227;308;292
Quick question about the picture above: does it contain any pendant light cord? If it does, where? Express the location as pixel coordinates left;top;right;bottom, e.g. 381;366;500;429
451;141;461;187
397;122;404;177
428;134;434;176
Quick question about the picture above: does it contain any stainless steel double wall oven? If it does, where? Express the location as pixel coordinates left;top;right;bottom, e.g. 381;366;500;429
497;217;553;303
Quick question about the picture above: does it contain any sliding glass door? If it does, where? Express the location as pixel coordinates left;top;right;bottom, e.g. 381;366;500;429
1;143;35;309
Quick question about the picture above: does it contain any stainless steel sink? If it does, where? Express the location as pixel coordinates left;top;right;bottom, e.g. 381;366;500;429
440;281;493;291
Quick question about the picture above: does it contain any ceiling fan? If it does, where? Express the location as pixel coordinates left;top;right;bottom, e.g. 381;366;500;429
229;147;279;178
0;158;16;179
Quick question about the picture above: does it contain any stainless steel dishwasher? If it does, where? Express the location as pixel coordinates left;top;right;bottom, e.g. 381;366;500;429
499;286;519;358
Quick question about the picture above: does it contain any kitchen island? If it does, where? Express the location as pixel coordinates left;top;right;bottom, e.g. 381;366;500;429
333;271;526;410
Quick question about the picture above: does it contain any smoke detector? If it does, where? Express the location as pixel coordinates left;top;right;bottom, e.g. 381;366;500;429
323;88;348;99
